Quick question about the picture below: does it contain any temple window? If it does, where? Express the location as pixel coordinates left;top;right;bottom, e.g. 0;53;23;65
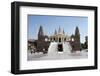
64;38;66;41
54;38;55;41
50;38;52;41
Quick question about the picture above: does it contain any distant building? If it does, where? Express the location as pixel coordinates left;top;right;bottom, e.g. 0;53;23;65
28;25;81;53
85;36;88;49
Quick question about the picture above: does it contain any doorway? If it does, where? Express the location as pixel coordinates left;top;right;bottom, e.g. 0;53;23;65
58;44;63;52
59;38;61;42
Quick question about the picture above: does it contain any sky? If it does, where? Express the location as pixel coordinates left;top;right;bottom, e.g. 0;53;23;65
28;15;88;43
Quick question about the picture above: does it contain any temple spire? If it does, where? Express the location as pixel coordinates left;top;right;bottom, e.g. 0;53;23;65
38;25;44;36
58;26;61;33
75;26;80;42
54;29;57;35
63;29;65;34
75;26;80;36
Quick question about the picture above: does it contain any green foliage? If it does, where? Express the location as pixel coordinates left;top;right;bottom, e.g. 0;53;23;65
81;42;88;50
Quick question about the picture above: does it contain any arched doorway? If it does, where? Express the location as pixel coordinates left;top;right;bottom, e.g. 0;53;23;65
59;38;61;42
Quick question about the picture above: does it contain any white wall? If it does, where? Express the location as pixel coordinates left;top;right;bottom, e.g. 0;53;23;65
0;0;99;76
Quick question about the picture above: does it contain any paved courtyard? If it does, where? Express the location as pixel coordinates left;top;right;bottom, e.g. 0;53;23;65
27;49;88;61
